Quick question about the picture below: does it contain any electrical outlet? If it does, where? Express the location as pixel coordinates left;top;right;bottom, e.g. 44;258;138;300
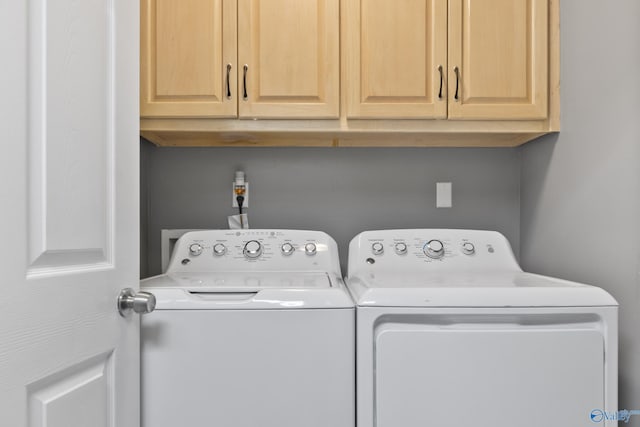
436;182;452;208
232;182;249;208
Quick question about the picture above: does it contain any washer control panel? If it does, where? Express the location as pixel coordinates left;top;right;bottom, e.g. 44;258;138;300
167;229;341;274
350;229;520;275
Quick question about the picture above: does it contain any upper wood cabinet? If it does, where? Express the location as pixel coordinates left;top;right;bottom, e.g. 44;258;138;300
141;0;559;147
238;0;340;118
345;0;550;121
447;0;548;120
141;0;339;119
141;0;237;118
345;0;448;119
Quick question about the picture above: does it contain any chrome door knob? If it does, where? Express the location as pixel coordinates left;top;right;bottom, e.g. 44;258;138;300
118;288;156;317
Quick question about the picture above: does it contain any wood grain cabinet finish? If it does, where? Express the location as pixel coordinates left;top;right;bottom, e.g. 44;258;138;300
346;0;550;121
345;0;448;119
140;0;559;146
141;0;339;119
448;0;548;120
238;0;340;118
141;0;237;118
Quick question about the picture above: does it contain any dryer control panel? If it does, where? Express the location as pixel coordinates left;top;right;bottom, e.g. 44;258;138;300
348;229;521;276
167;229;341;275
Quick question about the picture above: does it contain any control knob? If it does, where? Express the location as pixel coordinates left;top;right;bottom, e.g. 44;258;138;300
243;240;263;259
304;242;317;256
461;242;475;255
394;242;408;255
281;242;295;256
423;239;445;259
213;243;227;256
188;243;203;257
371;242;384;255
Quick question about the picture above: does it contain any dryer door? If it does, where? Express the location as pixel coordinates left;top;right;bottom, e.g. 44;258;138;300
366;309;609;427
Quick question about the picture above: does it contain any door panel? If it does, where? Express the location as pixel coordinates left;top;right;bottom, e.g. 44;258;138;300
0;0;139;425
28;0;112;272
28;353;112;427
375;315;603;427
448;0;548;119
238;0;339;118
142;310;354;427
345;0;447;118
141;0;238;118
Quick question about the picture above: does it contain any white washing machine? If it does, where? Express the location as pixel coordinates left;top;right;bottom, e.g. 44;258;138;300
347;229;618;427
141;230;354;427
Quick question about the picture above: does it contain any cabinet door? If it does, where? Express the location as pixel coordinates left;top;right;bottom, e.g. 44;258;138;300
238;0;340;118
448;0;548;120
345;0;448;119
141;0;237;118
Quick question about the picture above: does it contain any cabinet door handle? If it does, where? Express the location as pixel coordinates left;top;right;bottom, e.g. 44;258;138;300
226;63;232;99
454;66;460;101
242;64;248;101
438;65;444;99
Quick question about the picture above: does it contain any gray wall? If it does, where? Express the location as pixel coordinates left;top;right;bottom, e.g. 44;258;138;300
140;142;521;276
520;0;640;415
140;139;153;279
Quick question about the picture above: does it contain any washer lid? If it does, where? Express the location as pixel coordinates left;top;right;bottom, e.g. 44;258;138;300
347;272;618;307
141;272;354;309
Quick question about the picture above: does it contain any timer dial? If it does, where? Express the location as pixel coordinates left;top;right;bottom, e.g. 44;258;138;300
243;240;263;259
423;239;445;259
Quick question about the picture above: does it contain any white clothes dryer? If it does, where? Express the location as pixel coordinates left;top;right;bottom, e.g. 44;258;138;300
346;229;617;427
141;230;354;427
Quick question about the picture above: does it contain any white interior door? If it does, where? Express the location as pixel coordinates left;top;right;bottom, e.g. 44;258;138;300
0;0;140;426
